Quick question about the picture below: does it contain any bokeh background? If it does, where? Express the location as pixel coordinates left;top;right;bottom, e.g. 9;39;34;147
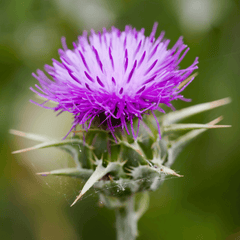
1;0;240;239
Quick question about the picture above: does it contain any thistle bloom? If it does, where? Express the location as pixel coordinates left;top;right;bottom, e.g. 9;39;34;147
31;23;198;139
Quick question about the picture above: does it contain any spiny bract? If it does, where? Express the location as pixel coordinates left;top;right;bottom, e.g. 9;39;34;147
11;97;231;206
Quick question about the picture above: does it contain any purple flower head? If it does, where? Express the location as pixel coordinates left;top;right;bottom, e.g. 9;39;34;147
31;23;198;140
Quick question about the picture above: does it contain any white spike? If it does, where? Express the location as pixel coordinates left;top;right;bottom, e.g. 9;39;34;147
160;166;183;177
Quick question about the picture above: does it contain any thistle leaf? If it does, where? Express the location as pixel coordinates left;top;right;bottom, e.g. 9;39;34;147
162;98;231;125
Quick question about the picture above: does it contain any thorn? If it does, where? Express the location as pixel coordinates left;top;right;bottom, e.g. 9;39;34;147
119;159;127;166
71;192;82;207
125;173;132;176
108;175;114;181
145;159;154;167
128;166;135;170
210;98;231;109
125;168;133;172
91;152;99;162
12;147;36;154
89;157;96;164
115;136;122;143
135;149;143;156
36;172;51;176
172;172;184;178
208;116;231;127
9;129;26;137
160;166;184;177
207;124;231;128
109;138;117;143
209;116;223;125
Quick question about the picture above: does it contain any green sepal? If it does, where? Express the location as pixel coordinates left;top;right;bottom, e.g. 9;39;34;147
130;165;159;180
110;144;121;162
91;132;109;160
130;165;162;191
118;139;147;167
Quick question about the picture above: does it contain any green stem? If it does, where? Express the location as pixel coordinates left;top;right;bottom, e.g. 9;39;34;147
115;195;138;240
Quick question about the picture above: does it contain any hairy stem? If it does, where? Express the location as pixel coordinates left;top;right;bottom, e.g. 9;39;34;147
115;195;138;240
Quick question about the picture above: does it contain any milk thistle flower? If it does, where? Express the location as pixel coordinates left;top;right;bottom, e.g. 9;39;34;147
11;23;231;240
30;23;198;139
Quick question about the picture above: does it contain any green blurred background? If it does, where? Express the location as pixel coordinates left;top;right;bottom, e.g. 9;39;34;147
1;0;239;239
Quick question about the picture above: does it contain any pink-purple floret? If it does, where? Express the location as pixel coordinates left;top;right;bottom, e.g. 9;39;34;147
30;23;198;140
